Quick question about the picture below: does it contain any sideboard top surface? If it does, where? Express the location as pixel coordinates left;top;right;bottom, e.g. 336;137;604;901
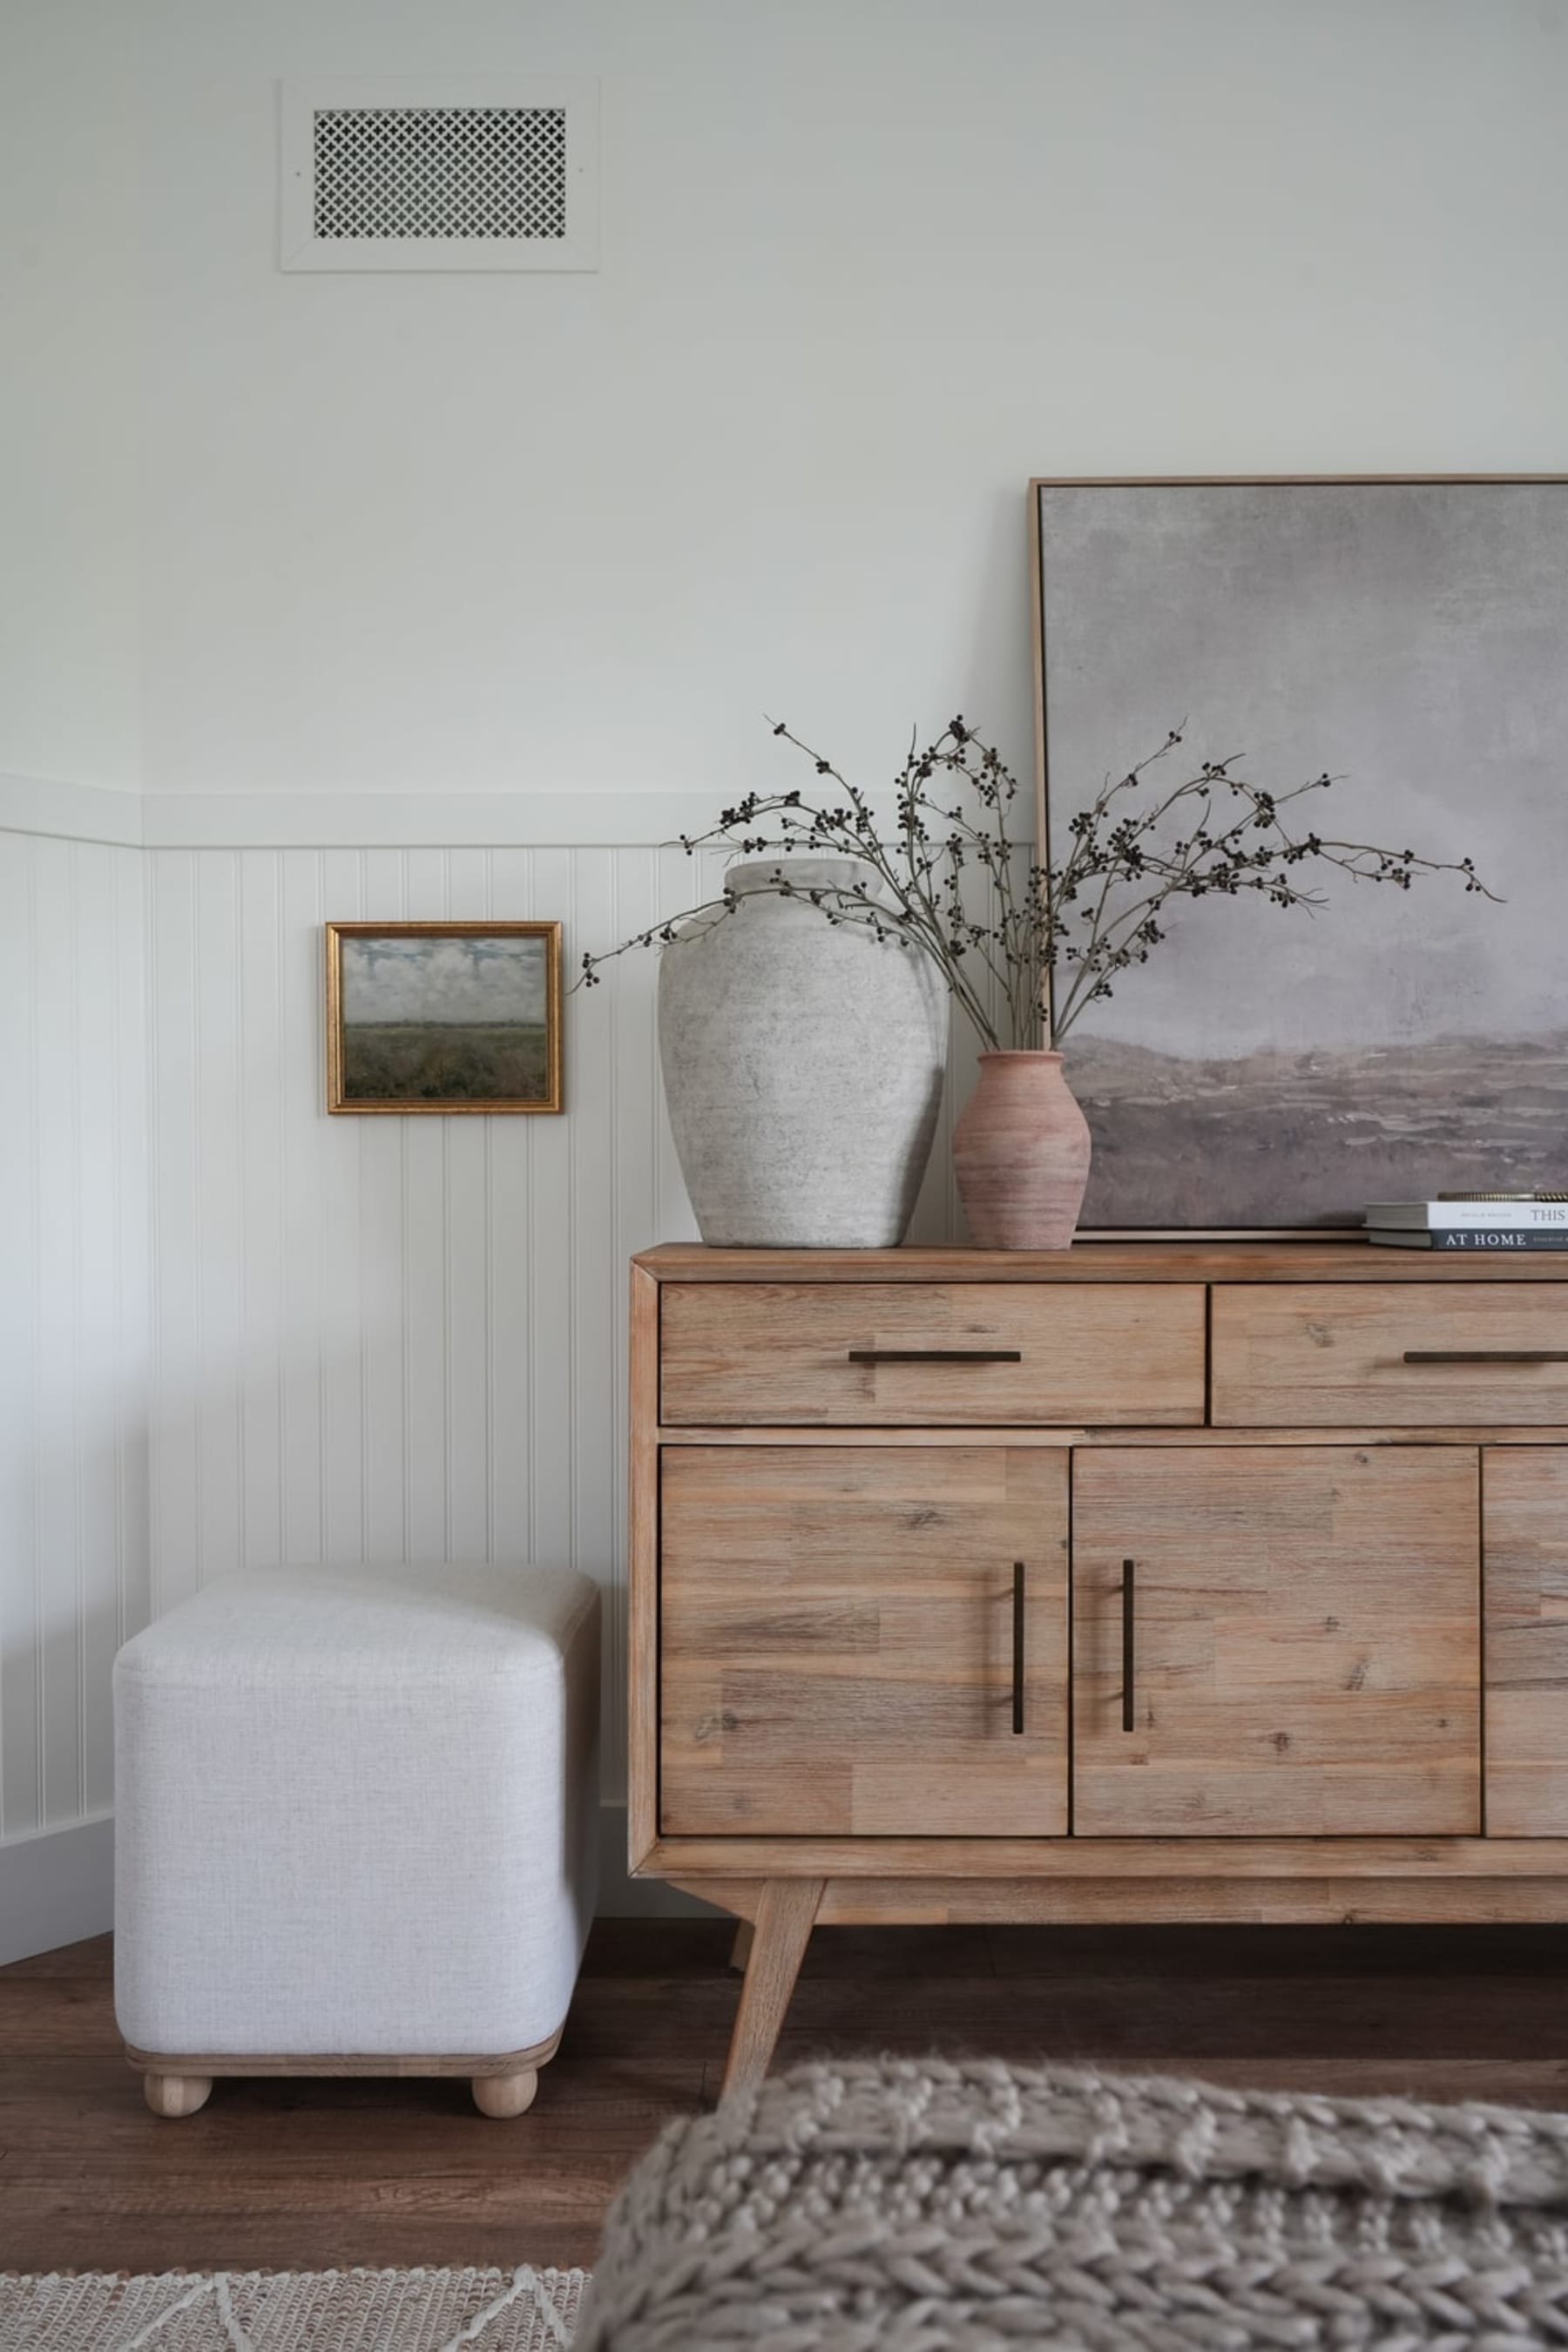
633;1242;1568;1284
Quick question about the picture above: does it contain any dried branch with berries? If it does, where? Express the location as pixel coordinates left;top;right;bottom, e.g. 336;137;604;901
578;720;1495;1051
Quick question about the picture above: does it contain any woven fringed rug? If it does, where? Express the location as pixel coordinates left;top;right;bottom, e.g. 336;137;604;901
0;2265;585;2350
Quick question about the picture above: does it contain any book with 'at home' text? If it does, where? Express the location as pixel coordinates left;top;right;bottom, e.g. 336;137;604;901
1367;1227;1568;1250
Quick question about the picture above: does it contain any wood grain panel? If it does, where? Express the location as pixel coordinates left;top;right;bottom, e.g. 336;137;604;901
1213;1284;1568;1424
655;1423;1568;1450
676;1876;1568;1926
627;1263;660;1867
1072;1447;1481;1835
659;1282;1205;1425
644;1834;1568;1881
659;1446;1069;1835
639;1243;1568;1283
1484;1447;1568;1835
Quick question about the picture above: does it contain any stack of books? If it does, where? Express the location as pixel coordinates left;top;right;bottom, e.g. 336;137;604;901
1365;1196;1568;1250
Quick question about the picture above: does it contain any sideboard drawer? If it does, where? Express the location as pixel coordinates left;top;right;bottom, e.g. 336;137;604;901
659;1281;1206;1426
1212;1284;1568;1425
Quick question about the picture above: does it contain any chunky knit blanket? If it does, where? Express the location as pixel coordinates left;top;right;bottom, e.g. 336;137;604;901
576;2059;1568;2349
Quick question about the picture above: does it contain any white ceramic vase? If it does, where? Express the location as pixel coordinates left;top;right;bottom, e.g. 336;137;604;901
657;857;949;1247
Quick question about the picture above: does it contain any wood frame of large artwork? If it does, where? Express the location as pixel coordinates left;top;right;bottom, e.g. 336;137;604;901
1029;475;1568;1238
325;920;564;1115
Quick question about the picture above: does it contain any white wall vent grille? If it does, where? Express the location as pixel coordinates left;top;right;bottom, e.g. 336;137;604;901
280;79;598;272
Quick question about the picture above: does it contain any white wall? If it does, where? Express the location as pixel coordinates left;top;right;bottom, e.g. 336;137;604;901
0;3;141;795
115;0;1568;811
4;0;1568;1951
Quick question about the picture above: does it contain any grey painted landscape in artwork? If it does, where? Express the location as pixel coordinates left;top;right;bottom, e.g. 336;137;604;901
341;932;552;1103
1037;480;1568;1227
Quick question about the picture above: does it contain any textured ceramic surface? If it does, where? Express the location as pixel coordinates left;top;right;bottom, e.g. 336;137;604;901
658;858;948;1247
953;1051;1092;1249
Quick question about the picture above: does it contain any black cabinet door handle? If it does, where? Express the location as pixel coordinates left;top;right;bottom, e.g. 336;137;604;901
1012;1561;1025;1735
847;1348;1023;1365
1121;1558;1136;1734
1402;1349;1568;1364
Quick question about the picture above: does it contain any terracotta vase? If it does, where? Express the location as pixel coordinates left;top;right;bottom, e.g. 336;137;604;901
952;1051;1092;1250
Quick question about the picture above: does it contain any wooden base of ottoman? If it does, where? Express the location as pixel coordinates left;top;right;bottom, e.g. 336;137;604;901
125;2026;564;2119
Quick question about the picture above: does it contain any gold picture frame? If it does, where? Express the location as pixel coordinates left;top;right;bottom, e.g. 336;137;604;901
325;921;564;1115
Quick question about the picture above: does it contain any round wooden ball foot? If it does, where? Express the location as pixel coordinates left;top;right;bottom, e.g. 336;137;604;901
470;2067;538;2119
143;2072;213;2118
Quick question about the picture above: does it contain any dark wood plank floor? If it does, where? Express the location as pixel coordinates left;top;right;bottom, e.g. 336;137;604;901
7;1919;1568;2274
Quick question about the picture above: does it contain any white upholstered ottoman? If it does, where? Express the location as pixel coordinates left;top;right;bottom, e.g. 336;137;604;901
113;1565;599;2119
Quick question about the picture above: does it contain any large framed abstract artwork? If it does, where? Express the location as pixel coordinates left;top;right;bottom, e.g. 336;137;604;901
1031;475;1568;1231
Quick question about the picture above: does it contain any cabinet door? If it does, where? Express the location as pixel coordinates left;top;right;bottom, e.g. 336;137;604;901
659;1446;1068;1835
1072;1447;1480;1836
1484;1448;1568;1835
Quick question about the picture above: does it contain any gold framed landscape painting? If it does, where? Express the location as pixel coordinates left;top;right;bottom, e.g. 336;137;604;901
325;921;563;1114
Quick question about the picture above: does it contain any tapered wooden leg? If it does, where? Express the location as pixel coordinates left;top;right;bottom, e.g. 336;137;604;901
470;2067;538;2118
720;1878;823;2101
142;2073;213;2118
728;1919;754;1973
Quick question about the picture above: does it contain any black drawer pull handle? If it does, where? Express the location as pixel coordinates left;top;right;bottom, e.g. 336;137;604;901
1012;1561;1025;1735
1402;1349;1568;1364
847;1348;1023;1364
1122;1558;1136;1734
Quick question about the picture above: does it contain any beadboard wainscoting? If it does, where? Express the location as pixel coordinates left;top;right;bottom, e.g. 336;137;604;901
145;844;972;1813
2;816;978;1951
145;843;720;1820
0;829;149;1957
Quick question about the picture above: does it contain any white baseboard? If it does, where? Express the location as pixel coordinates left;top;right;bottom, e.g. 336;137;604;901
0;1808;713;1965
0;1815;116;1964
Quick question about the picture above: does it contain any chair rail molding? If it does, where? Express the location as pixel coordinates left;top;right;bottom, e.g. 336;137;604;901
0;771;144;848
2;773;907;853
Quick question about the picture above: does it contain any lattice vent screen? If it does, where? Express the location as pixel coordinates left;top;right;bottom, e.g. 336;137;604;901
313;105;567;242
280;79;598;272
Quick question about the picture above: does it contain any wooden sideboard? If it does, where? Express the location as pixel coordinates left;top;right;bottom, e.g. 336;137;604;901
628;1241;1568;2094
